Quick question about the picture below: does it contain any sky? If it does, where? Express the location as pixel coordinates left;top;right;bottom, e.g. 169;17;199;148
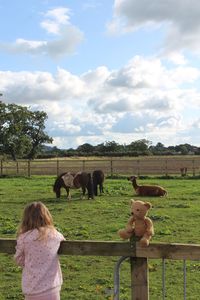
1;0;200;149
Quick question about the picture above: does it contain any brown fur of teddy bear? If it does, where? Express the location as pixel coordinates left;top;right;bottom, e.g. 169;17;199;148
118;199;154;247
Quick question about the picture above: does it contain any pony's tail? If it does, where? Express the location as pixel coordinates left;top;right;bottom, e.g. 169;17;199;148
93;178;98;196
87;173;94;199
93;185;98;196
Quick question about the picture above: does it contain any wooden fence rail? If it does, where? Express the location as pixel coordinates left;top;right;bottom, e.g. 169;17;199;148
1;156;200;177
1;239;200;299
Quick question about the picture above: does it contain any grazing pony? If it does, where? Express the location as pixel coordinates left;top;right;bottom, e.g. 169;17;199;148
53;171;94;199
92;170;104;196
128;175;167;197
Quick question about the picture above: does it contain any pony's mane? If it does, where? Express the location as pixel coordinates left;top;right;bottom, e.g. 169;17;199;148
53;172;67;193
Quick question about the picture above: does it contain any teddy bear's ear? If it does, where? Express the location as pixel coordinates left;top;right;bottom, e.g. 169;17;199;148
144;202;152;209
130;199;135;205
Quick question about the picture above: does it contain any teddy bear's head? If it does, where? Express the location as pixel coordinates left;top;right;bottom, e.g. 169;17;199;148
130;199;152;219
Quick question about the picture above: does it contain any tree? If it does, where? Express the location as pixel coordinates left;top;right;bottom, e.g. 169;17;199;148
25;110;53;159
94;143;106;153
77;143;94;154
127;139;151;152
175;144;189;155
0;102;52;160
149;142;166;155
103;141;121;152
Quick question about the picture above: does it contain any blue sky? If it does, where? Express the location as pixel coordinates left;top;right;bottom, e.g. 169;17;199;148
1;0;200;149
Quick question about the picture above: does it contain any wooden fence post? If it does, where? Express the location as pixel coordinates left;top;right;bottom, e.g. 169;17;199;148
27;160;31;177
16;161;19;175
165;159;168;176
56;159;59;176
192;160;195;176
130;257;149;300
110;158;113;177
82;160;85;171
0;160;3;176
137;160;140;176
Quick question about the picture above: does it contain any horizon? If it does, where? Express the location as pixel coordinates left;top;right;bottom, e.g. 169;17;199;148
43;141;200;151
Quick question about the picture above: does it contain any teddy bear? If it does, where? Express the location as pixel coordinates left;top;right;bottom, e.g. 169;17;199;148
118;199;154;247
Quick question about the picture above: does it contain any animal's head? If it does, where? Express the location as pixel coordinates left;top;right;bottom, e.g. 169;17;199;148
130;199;152;219
127;175;137;182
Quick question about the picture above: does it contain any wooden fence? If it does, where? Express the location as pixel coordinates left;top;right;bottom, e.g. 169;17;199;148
1;239;200;299
1;156;200;177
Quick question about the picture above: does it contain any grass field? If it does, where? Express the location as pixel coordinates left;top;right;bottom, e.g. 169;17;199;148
1;175;200;299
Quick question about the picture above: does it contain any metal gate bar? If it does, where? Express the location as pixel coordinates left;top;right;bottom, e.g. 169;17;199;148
183;260;186;300
113;256;129;300
162;258;166;300
162;258;187;300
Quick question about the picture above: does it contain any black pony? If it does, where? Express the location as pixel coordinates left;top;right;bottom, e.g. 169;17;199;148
92;170;104;196
53;171;94;200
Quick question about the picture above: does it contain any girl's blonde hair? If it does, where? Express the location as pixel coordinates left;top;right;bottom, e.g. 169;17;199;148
17;202;55;238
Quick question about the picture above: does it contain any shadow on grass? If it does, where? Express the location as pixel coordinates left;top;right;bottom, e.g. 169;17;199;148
41;196;96;204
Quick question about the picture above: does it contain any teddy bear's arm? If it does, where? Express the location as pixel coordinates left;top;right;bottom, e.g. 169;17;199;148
125;216;135;232
145;218;154;235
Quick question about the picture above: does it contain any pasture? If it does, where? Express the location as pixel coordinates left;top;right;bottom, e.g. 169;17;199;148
1;175;200;299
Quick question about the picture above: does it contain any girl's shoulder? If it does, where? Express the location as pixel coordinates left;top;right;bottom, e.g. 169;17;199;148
56;230;65;241
18;227;65;242
49;227;65;241
17;229;39;242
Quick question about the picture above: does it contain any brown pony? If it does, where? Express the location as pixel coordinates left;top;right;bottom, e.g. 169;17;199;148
53;171;94;199
92;170;104;196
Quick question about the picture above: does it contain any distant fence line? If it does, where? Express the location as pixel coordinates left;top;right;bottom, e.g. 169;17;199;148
1;156;200;177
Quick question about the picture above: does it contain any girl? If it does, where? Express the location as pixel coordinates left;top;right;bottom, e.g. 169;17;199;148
14;201;65;300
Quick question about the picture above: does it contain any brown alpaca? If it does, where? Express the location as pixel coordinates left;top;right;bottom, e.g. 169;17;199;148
128;175;167;197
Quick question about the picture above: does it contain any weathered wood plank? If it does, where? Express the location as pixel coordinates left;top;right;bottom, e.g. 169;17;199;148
0;239;16;254
1;239;200;260
58;240;137;256
136;242;200;260
0;239;137;256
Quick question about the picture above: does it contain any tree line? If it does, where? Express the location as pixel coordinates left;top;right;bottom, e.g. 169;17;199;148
41;140;200;158
1;102;200;160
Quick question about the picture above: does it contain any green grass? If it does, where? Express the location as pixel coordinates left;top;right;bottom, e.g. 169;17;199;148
1;176;200;299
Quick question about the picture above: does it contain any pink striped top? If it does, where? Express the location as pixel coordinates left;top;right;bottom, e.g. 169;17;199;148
14;228;65;296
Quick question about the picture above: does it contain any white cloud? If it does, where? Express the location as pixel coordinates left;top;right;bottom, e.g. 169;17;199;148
0;68;87;104
0;7;84;59
106;56;200;89
41;7;71;34
108;0;200;55
167;52;188;65
82;1;102;10
1;57;198;111
1;54;200;148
